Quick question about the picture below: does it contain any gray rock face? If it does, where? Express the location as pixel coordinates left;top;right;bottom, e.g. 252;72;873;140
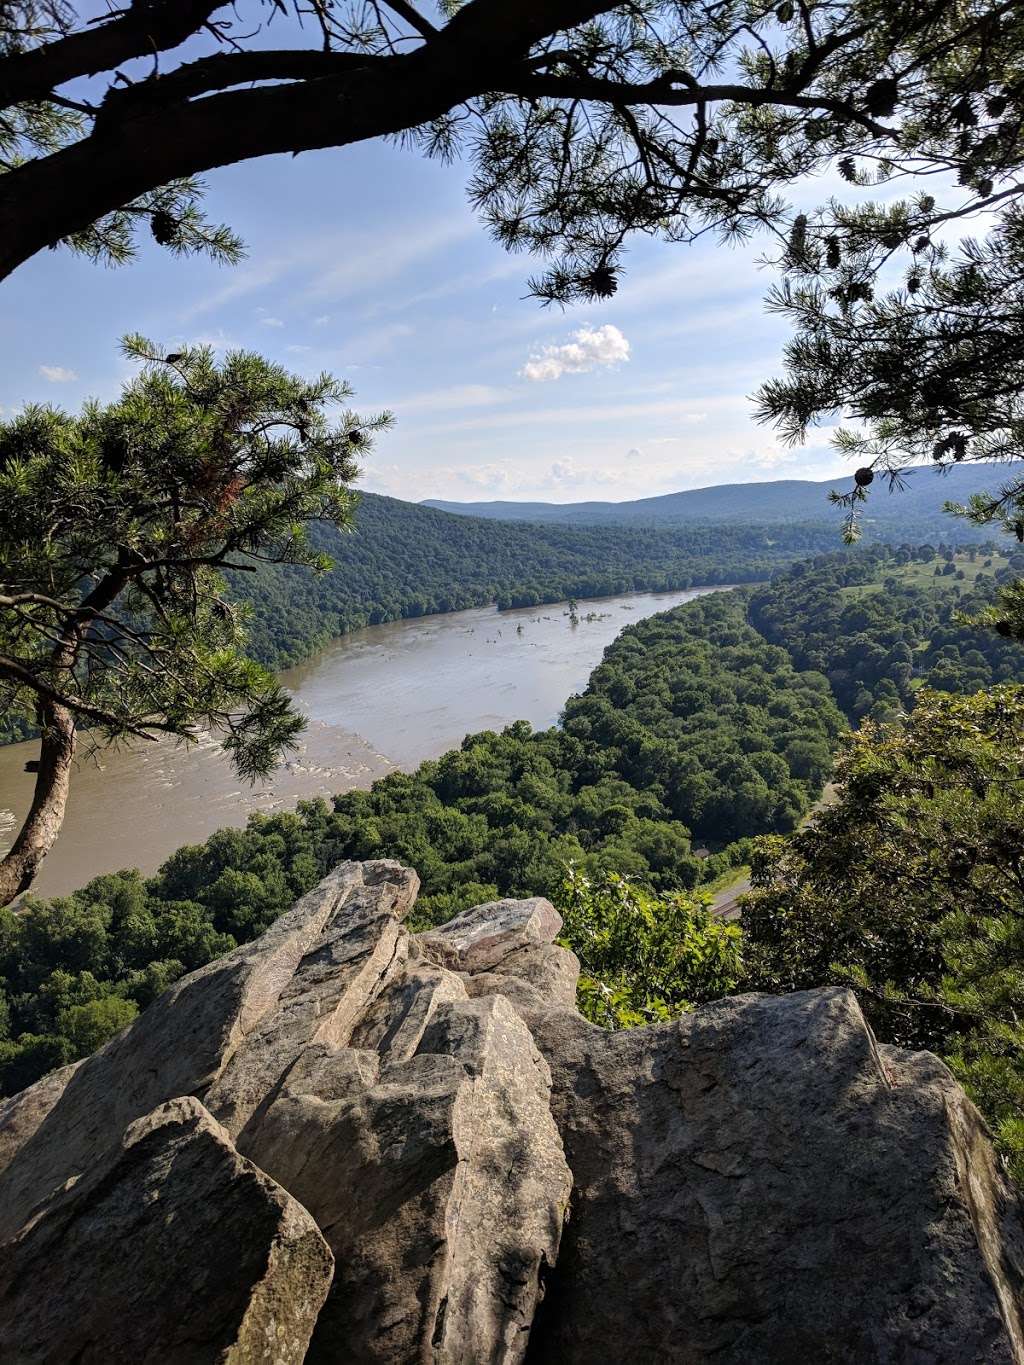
0;1097;333;1364
0;862;1021;1363
527;990;1024;1364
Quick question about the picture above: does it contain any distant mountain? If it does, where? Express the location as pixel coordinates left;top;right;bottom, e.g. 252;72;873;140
423;464;1007;537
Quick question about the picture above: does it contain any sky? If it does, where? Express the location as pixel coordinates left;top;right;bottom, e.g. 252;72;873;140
0;68;854;505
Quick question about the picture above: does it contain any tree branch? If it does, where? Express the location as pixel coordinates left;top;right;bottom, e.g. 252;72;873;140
0;0;896;281
507;71;895;138
380;0;438;40
99;47;382;111
0;50;463;278
0;1;223;113
0;651;171;737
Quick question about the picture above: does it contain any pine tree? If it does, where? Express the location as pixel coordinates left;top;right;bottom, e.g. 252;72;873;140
0;336;389;903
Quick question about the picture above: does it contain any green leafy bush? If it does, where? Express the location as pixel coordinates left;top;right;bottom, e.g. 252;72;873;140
558;866;742;1029
743;686;1024;1181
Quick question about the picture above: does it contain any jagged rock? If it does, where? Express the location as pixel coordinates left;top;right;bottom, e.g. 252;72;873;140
0;860;417;1242
0;1097;333;1364
422;895;580;1016
206;866;420;1140
0;863;1021;1363
421;896;563;972
252;993;570;1363
526;988;1024;1363
234;939;571;1363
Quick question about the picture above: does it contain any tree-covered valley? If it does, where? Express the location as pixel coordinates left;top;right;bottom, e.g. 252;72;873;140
0;488;842;748
5;545;1024;1121
230;493;839;668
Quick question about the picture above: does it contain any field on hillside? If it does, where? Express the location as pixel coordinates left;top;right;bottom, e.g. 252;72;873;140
839;551;1009;598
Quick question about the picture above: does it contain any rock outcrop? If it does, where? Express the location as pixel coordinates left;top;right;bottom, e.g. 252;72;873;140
0;859;1021;1362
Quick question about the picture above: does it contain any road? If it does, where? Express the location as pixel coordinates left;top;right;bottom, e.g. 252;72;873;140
708;783;837;922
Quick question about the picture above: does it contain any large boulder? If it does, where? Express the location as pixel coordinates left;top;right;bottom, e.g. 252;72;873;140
0;859;417;1242
0;862;1021;1362
527;989;1024;1363
0;1097;333;1364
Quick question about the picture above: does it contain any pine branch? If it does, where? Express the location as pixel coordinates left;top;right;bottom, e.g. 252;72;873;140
0;1;222;113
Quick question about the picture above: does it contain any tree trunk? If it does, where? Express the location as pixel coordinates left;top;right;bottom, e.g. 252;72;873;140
0;703;76;906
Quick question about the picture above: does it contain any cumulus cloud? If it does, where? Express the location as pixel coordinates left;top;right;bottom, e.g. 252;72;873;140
457;464;517;494
39;365;77;383
521;324;630;383
533;458;629;492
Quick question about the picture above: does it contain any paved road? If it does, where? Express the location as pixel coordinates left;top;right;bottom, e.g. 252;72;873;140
707;783;837;922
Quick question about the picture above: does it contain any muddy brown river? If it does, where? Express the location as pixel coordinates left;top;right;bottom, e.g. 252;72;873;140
0;586;729;897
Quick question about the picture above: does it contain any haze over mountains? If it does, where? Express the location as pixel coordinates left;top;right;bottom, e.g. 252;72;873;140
423;463;1007;536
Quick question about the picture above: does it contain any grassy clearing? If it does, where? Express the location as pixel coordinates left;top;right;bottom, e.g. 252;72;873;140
839;551;1008;599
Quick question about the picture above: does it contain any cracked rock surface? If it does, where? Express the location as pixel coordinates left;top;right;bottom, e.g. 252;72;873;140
0;860;1021;1362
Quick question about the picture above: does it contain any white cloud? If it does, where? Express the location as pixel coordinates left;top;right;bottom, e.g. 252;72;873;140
457;464;517;494
259;316;285;328
39;364;77;383
521;324;630;383
538;458;625;491
746;444;813;472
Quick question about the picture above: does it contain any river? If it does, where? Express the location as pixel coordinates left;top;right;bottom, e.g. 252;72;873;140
0;586;729;897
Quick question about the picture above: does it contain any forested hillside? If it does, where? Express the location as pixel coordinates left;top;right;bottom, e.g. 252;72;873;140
424;464;1006;539
750;545;1023;720
230;493;836;667
6;549;1024;1097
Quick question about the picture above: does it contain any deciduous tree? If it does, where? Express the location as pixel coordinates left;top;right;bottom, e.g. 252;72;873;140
743;686;1024;1179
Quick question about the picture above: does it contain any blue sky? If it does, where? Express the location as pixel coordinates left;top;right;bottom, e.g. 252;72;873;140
1;119;849;504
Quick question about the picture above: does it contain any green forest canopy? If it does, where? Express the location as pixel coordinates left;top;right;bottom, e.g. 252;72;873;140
4;545;1024;1098
744;686;1024;1182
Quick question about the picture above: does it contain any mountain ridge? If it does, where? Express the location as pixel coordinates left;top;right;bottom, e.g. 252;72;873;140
422;462;1007;531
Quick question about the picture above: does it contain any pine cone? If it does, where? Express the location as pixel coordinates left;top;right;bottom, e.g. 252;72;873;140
150;209;178;246
864;78;899;117
585;265;618;299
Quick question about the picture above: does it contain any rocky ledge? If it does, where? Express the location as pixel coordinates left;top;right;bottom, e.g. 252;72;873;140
0;860;1022;1362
